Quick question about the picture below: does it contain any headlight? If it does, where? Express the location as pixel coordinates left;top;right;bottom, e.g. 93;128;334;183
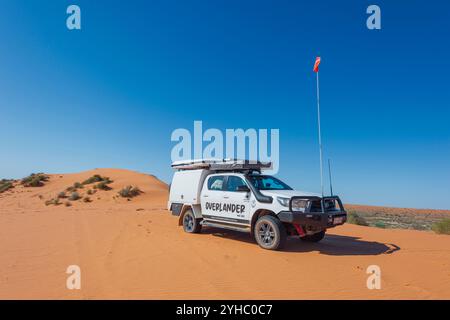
277;197;290;207
291;199;308;211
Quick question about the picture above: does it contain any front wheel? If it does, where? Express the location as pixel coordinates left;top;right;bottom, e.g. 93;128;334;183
182;210;202;233
300;230;326;242
254;215;287;250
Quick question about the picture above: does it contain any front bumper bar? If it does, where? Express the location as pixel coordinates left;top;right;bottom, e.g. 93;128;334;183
278;196;347;228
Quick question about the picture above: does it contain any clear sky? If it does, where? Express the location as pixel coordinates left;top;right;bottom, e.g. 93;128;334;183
1;1;449;209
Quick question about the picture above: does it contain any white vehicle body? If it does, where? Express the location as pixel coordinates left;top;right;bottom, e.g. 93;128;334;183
168;159;347;250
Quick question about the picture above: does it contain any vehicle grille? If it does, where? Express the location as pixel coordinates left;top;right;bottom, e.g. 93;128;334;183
310;199;338;212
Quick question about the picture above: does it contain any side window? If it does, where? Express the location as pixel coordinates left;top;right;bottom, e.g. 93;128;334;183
207;176;225;191
226;176;247;192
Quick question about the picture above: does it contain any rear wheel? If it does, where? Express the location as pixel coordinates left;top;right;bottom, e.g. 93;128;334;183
300;230;326;242
182;209;202;233
254;215;287;250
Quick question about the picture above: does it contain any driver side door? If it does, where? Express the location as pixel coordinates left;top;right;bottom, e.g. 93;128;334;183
223;175;252;225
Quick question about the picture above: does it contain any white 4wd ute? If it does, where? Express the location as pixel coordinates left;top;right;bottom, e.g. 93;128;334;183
168;159;347;250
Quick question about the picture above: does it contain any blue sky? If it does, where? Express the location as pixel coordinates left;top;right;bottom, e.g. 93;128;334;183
0;1;449;209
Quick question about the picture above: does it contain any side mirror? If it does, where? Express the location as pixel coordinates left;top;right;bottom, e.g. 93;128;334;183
236;185;250;192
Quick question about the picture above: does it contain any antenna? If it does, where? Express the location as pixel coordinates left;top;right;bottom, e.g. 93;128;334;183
328;158;334;196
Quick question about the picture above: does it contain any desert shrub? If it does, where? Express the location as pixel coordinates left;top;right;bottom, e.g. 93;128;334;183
86;189;94;195
69;192;81;201
73;182;83;189
65;201;72;207
83;196;91;203
21;173;49;187
432;219;450;235
96;181;112;191
45;198;61;206
66;182;85;192
374;221;386;229
0;180;14;193
118;185;142;198
82;175;111;185
411;222;427;231
57;191;67;199
347;212;368;226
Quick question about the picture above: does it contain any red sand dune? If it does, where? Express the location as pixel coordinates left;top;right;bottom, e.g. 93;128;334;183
1;169;449;299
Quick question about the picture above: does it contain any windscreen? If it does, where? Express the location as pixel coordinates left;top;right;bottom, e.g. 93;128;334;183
248;175;293;191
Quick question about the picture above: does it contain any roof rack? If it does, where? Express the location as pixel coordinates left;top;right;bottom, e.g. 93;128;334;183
171;159;272;172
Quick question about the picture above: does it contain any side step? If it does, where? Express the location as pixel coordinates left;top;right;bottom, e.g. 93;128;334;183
201;220;251;233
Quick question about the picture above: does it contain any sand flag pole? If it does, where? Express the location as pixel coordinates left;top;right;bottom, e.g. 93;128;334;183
313;56;324;199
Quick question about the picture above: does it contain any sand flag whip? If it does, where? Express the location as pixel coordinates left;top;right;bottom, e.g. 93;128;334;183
313;56;324;199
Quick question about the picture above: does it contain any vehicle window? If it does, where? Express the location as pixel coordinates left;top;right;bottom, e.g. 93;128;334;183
248;175;292;190
207;176;225;191
226;176;247;192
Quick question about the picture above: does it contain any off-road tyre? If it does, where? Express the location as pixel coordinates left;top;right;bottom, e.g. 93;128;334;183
254;215;287;250
182;209;202;233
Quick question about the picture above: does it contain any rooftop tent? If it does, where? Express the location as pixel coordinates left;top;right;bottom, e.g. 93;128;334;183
171;159;272;172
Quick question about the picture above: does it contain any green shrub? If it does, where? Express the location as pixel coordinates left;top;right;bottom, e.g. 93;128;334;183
347;212;368;226
86;189;94;195
66;181;86;192
118;185;142;198
69;192;81;201
0;180;14;193
96;181;112;191
21;173;49;187
82;175;111;185
431;219;450;235
73;182;83;189
374;221;386;229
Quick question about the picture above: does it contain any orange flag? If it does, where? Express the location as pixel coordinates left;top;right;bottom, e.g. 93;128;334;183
313;57;321;72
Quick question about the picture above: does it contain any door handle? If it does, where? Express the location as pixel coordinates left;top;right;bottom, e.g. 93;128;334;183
223;196;229;199
203;195;209;198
